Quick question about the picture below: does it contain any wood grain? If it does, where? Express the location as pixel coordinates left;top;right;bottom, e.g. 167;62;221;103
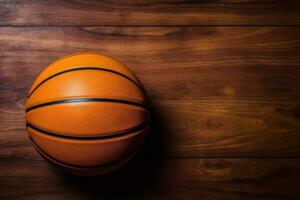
1;0;300;26
0;157;299;200
1;1;300;199
1;27;300;157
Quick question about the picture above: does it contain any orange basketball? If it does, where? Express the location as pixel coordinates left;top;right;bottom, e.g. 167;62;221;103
25;53;149;175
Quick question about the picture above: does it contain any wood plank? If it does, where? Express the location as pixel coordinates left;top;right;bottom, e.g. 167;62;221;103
1;0;300;26
0;158;299;200
1;27;300;157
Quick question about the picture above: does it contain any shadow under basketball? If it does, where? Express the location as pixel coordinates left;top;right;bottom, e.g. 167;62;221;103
52;98;168;199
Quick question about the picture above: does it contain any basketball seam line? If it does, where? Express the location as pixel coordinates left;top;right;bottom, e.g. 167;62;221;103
29;137;134;169
27;67;144;98
26;97;148;113
26;122;147;140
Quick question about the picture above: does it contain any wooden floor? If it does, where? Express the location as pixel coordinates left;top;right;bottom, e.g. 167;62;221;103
1;1;300;199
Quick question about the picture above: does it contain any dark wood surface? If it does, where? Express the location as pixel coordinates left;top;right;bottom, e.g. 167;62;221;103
1;1;300;199
1;0;300;26
1;158;300;200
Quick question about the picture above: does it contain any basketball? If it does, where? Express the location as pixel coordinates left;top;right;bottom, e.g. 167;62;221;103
25;53;149;175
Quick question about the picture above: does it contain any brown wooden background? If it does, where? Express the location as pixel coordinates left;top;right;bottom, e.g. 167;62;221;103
1;1;300;199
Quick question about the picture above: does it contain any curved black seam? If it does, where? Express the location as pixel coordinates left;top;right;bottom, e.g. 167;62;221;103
26;97;148;113
29;137;133;169
26;122;147;140
27;67;144;98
